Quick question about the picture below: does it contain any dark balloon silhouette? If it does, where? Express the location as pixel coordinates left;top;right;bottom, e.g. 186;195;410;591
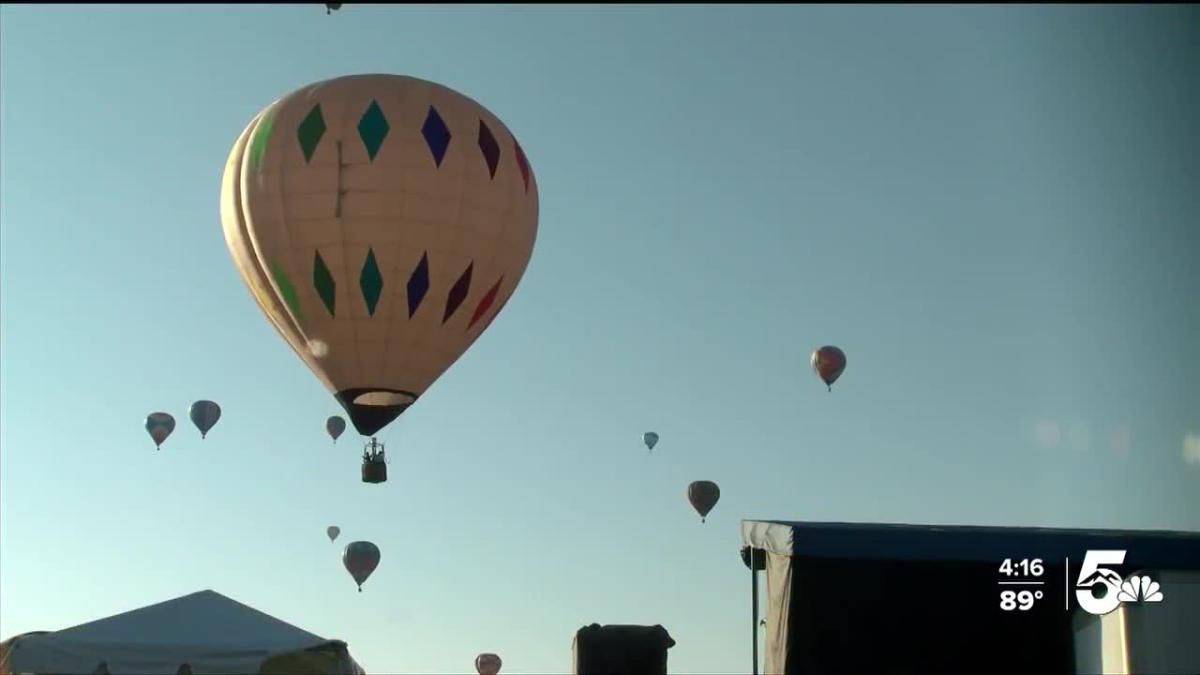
688;481;721;523
811;346;847;392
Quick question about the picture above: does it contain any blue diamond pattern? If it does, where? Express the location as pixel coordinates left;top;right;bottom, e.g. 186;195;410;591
406;252;431;318
421;106;452;168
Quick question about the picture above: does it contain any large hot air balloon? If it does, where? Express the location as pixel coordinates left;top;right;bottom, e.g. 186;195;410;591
811;345;847;392
343;541;381;592
643;432;659;452
475;653;502;675
327;526;341;542
220;74;538;448
188;400;222;439
687;480;720;523
145;412;176;450
326;415;347;443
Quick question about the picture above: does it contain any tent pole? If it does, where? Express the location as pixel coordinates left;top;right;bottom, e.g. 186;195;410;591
751;556;759;675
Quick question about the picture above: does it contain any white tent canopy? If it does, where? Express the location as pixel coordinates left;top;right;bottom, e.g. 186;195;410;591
1;590;364;675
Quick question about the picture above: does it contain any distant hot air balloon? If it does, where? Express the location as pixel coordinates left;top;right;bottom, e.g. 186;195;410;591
220;74;538;447
687;481;720;523
643;432;659;452
811;346;847;392
327;526;341;542
325;2;342;13
343;541;381;592
145;412;176;450
475;653;502;675
326;416;347;443
188;400;222;439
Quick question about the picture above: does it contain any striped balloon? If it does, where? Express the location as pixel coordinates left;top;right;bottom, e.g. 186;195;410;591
188;400;222;439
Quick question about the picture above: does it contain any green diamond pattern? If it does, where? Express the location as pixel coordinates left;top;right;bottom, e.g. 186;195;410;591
359;248;383;316
249;112;275;172
296;104;326;163
269;260;302;319
313;250;336;316
357;100;390;162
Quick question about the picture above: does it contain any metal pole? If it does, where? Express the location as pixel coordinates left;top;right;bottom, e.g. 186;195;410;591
752;557;760;675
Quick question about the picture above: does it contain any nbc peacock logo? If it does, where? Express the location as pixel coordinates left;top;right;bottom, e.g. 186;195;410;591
1116;575;1165;604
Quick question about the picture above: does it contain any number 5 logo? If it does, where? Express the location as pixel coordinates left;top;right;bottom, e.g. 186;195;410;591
1075;550;1126;615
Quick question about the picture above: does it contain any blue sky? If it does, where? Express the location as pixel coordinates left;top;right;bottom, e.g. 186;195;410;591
1;4;1197;673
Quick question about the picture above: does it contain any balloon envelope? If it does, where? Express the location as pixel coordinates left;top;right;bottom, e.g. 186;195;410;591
326;416;347;442
687;480;720;522
327;526;341;542
811;346;847;391
475;653;502;675
643;432;659;451
145;412;176;449
220;74;539;438
342;541;381;591
188;400;222;439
